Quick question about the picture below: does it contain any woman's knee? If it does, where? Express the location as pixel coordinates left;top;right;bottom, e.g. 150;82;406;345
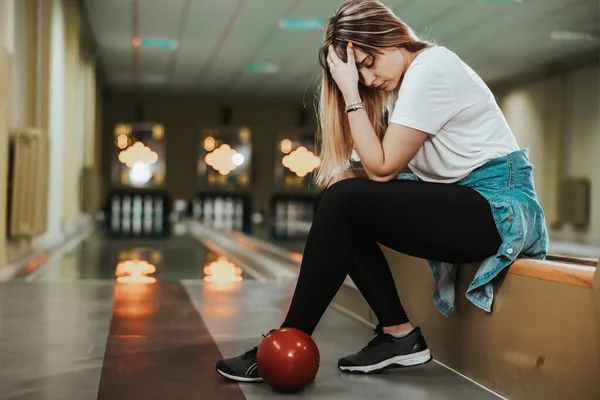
319;178;366;208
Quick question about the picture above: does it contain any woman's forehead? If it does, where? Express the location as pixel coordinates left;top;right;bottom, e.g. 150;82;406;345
353;47;369;59
353;47;372;65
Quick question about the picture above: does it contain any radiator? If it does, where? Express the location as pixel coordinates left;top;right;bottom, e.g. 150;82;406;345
8;128;50;237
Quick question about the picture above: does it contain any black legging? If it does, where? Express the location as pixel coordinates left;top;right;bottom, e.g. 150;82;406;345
281;178;502;335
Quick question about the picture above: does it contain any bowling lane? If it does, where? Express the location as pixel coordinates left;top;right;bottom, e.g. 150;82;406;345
0;227;255;399
22;227;254;282
0;281;114;400
186;280;503;400
3;224;503;399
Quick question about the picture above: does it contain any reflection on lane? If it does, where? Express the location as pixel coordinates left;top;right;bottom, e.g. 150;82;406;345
115;249;160;284
115;260;157;284
20;228;256;283
113;282;155;321
203;256;243;284
200;255;243;320
112;246;247;289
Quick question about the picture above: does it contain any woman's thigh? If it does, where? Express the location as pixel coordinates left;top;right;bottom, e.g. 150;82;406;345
322;178;502;263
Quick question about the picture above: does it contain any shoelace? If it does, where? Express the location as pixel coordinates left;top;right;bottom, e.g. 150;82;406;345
241;330;275;359
242;346;258;359
362;325;393;351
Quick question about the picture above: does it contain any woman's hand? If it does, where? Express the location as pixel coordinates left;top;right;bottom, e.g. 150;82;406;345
327;43;360;99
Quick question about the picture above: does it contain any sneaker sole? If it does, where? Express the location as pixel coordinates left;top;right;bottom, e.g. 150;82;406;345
216;366;264;383
338;349;432;374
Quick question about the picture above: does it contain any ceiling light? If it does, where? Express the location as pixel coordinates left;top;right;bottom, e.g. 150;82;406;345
550;31;599;41
246;64;279;74
135;38;178;50
141;74;168;84
278;18;325;31
477;0;523;3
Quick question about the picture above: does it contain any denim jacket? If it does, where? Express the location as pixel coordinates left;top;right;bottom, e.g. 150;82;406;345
397;149;549;315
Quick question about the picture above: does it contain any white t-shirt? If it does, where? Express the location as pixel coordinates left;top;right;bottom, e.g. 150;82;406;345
389;46;520;183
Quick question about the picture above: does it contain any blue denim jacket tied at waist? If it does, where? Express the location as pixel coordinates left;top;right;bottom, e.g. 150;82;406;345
396;148;549;315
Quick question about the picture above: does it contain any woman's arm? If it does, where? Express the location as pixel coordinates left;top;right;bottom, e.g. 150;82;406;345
328;43;427;183
328;43;427;182
344;91;427;182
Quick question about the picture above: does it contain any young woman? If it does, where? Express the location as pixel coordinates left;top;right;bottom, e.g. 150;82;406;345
216;0;548;381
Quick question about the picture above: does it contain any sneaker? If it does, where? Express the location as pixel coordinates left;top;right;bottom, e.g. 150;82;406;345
338;325;432;374
216;346;264;382
216;330;276;383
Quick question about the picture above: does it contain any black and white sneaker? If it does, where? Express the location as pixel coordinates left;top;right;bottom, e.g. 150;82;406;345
338;325;432;374
216;346;263;383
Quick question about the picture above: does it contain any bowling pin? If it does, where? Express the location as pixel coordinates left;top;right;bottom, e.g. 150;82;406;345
132;195;143;236
193;198;202;219
133;195;142;218
214;197;224;229
299;202;307;235
287;200;297;238
111;195;121;215
143;195;153;235
234;198;244;231
203;198;214;227
154;196;164;235
111;214;120;233
132;218;142;236
225;197;234;230
111;195;121;233
154;196;163;216
122;216;131;236
275;200;287;239
121;196;131;236
122;195;131;218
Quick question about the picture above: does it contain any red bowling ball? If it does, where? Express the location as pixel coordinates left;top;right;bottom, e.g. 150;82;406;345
256;328;320;392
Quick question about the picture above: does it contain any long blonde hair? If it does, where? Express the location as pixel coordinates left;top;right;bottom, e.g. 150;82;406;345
314;0;433;188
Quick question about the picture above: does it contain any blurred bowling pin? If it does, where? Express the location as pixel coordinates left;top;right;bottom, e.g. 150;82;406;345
111;195;121;233
111;195;121;215
133;195;142;218
122;196;131;235
275;200;287;238
225;197;234;230
143;195;153;235
154;197;163;216
122;195;131;218
132;196;142;235
214;197;225;229
154;196;164;234
122;216;131;235
111;214;120;232
203;198;213;227
234;198;244;231
192;198;202;219
287;200;297;237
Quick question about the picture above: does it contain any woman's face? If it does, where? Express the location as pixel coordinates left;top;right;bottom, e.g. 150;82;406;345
352;46;413;92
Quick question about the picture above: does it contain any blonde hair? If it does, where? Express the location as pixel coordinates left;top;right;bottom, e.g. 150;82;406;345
314;0;433;188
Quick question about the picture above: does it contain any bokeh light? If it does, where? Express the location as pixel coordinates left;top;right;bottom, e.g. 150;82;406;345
282;146;320;177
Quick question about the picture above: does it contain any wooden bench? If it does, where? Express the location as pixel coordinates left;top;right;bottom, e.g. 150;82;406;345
379;245;598;289
508;255;597;288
